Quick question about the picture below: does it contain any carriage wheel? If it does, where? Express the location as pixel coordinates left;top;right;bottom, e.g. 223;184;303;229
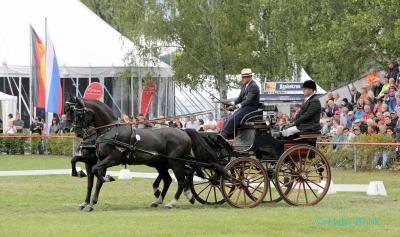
262;161;284;203
275;145;331;206
190;167;225;205
221;158;268;208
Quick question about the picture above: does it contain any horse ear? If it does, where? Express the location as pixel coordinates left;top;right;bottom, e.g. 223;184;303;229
77;98;85;107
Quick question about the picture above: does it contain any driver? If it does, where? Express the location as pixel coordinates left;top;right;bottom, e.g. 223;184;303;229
221;68;260;139
280;80;321;137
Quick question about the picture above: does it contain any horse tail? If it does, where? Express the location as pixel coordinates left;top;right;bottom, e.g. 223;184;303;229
184;129;218;163
184;129;230;179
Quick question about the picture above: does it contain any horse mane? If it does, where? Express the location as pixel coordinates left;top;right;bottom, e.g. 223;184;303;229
83;99;118;121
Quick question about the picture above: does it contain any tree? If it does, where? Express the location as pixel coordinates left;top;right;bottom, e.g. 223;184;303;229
82;0;400;92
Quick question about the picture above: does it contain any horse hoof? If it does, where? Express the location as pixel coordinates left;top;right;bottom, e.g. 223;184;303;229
71;171;78;177
153;190;161;198
165;205;173;209
105;175;115;182
78;202;88;210
150;203;159;208
83;205;94;212
189;197;195;205
78;170;87;178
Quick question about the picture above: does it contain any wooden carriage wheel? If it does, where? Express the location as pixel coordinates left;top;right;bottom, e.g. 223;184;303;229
189;167;226;205
220;157;269;208
275;145;331;206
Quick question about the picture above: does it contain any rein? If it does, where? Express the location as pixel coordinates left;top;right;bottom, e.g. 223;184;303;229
77;108;217;133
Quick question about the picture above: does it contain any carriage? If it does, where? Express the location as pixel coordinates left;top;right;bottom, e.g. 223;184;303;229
189;103;331;208
68;99;331;210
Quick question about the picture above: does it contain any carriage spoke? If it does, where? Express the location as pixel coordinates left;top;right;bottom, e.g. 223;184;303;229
307;163;326;173
235;188;243;205
298;149;303;170
296;181;302;203
303;182;308;204
243;187;247;205
305;180;319;198
197;183;211;196
213;187;217;203
205;184;213;202
288;154;300;171
193;181;212;186
278;178;295;187
281;162;298;173
248;175;264;183
249;181;263;195
285;180;298;197
307;179;325;189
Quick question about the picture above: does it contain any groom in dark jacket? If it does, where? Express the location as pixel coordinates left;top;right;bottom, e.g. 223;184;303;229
221;68;260;139
281;80;321;137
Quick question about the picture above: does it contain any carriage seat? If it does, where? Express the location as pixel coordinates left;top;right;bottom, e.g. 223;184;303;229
292;132;322;140
239;104;278;126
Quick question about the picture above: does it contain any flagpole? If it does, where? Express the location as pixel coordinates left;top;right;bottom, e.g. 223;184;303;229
29;25;33;125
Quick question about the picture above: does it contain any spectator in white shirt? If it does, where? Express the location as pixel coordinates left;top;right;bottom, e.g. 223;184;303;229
185;116;200;130
203;114;218;132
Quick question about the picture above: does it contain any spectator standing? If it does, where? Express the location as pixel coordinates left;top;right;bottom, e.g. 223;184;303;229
350;87;361;105
198;119;205;131
49;118;60;134
4;113;15;134
59;114;69;133
203;114;218;132
170;117;183;128
325;100;339;117
332;126;346;152
12;112;24;133
185;116;200;130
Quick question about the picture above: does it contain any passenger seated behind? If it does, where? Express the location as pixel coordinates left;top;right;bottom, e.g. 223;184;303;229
280;80;322;137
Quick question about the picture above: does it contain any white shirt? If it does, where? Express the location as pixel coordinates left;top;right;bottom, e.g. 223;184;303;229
203;120;218;132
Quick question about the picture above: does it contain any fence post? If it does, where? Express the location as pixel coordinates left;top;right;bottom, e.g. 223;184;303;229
353;145;357;172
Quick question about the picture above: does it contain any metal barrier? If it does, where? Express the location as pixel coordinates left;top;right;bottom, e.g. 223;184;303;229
317;141;400;172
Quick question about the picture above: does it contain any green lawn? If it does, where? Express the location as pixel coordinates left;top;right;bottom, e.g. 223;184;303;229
0;155;155;172
0;157;399;237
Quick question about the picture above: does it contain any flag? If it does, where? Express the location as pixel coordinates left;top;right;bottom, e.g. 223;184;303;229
140;80;157;117
45;27;63;114
30;26;46;109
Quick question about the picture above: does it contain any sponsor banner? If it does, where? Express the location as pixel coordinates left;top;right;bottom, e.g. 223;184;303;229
83;82;104;100
264;82;304;94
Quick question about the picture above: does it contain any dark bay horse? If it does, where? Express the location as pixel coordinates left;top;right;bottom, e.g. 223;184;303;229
69;98;222;209
66;99;176;211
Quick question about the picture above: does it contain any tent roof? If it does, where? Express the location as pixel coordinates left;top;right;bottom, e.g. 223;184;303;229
0;0;170;69
0;91;17;101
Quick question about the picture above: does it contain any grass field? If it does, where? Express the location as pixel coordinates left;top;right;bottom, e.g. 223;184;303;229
0;156;399;237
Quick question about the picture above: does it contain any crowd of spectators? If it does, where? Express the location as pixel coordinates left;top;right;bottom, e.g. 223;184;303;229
318;59;400;169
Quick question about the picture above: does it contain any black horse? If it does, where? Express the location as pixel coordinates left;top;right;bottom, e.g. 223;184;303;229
66;99;176;211
68;98;223;210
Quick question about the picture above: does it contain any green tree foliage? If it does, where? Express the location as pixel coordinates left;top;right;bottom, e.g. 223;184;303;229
82;0;400;93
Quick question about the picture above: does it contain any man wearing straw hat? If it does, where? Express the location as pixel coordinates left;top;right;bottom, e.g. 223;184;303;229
221;68;260;139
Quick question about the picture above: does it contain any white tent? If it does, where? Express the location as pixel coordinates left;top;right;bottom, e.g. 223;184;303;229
0;0;171;72
0;0;175;119
0;92;17;130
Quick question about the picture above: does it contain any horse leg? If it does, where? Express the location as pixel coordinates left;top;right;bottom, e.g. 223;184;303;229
165;163;186;209
183;168;195;205
150;166;172;208
83;168;106;212
92;152;120;183
79;163;94;210
71;155;87;177
152;175;162;198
